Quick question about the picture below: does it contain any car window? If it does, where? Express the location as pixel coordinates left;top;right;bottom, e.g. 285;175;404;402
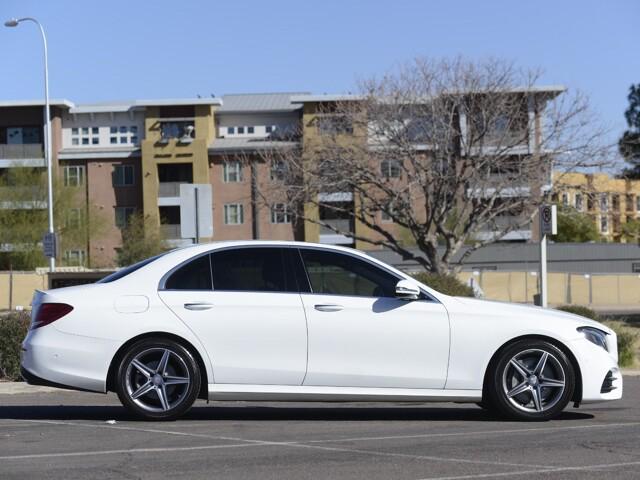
211;247;293;292
98;252;167;283
164;254;212;290
300;249;398;297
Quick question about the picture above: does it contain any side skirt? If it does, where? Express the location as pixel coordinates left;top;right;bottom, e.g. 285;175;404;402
208;384;482;402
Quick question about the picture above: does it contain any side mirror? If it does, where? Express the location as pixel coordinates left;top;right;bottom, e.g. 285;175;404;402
395;279;420;301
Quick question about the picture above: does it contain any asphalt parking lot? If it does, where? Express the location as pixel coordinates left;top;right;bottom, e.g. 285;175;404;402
0;376;639;480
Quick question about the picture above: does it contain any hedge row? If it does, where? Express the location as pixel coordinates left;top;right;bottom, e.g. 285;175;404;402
0;311;30;381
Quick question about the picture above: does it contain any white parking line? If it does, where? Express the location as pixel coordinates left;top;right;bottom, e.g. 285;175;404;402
7;419;552;470
0;443;262;461
416;460;640;480
304;421;640;444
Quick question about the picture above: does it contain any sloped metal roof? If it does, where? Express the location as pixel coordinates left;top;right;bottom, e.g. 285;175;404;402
218;93;308;113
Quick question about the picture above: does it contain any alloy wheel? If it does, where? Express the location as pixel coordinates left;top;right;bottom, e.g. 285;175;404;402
501;348;566;413
124;347;191;413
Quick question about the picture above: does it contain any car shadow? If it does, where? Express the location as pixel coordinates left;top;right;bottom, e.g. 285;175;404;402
0;404;595;422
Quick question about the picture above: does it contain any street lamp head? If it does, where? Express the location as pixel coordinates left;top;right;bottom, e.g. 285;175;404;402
4;18;19;27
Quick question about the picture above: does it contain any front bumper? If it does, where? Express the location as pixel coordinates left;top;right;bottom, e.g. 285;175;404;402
21;325;119;393
570;337;623;404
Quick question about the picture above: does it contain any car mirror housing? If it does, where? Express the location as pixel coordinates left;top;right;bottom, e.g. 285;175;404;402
395;279;420;300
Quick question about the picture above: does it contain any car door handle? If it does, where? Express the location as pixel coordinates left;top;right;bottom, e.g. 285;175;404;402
314;304;344;312
184;302;214;311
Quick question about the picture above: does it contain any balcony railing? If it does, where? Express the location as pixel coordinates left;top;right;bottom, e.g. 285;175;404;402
160;224;181;239
0;144;44;159
319;218;354;235
158;182;189;197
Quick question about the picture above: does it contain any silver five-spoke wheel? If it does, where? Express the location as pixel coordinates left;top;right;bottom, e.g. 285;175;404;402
488;340;575;421
125;348;191;412
116;338;201;420
502;349;566;413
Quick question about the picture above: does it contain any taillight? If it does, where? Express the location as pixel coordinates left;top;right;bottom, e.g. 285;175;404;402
32;303;74;329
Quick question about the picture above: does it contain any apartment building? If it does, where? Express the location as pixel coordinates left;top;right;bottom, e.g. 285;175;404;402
554;172;640;242
0;87;565;268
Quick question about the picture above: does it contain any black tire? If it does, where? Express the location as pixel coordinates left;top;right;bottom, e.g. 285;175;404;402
486;339;575;421
116;337;201;421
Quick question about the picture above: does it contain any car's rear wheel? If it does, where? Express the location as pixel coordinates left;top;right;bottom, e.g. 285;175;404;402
487;340;575;421
116;338;200;420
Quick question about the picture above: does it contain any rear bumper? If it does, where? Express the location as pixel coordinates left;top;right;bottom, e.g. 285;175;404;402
21;325;119;393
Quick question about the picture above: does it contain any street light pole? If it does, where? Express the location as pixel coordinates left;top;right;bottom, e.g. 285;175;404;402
5;17;55;272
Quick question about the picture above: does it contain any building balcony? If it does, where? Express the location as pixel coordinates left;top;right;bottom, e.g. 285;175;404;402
319;218;354;245
0;144;45;167
160;224;181;239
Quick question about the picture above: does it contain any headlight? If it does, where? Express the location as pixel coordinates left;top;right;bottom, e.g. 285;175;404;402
578;327;608;351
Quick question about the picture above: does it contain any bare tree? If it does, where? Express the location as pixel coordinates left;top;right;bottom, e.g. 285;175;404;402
249;57;612;273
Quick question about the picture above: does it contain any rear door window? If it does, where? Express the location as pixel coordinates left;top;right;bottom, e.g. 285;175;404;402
211;247;295;292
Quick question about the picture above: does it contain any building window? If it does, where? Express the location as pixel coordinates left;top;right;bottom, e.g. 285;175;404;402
115;206;135;228
587;194;595;211
600;194;608;212
266;125;274;134
64;249;86;266
575;193;583;212
381;204;395;222
561;193;569;206
227;126;235;135
160;122;194;140
271;204;291;224
612;194;620;211
71;126;99;146
317;115;353;135
110;137;118;144
270;160;287;182
636;196;640;212
381;159;402;178
66;208;82;229
224;204;244;225
247;126;255;134
237;126;245;134
600;215;608;233
626;194;633;212
113;165;135;186
63;165;85;187
223;162;242;183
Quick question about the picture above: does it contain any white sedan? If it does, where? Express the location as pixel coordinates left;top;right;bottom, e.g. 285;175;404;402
21;241;622;421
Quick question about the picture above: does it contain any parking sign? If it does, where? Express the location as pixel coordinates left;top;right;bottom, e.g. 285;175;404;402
539;205;557;235
43;232;57;258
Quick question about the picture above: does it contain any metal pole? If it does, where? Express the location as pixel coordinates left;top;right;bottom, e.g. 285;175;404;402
540;233;548;307
8;18;55;271
194;187;199;244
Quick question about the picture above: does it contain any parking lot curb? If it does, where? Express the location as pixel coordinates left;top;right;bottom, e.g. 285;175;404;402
0;382;61;395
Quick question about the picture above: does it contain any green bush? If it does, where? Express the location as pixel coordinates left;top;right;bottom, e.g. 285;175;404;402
602;321;638;368
556;305;599;320
412;272;475;297
0;311;30;381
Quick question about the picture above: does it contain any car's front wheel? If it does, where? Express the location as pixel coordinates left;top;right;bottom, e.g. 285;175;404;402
487;340;575;421
116;338;201;420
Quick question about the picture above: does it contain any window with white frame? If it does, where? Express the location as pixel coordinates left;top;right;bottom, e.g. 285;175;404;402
266;125;276;134
600;194;608;211
110;125;138;145
381;204;395;222
600;215;608;233
271;204;291;224
224;204;244;225
71;126;99;146
561;193;569;206
270;159;287;182
64;249;86;266
223;162;242;182
66;208;82;229
575;193;583;212
115;206;135;228
113;164;135;186
381;159;402;178
63;165;85;187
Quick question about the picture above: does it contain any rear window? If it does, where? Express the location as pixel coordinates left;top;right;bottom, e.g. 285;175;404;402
97;253;167;283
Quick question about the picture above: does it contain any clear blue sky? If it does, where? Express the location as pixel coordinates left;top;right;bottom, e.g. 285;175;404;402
1;0;638;144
